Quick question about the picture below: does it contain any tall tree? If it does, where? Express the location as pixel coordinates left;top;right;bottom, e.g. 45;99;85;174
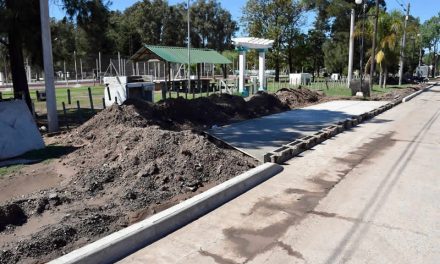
242;0;304;81
0;0;42;109
190;0;237;51
421;13;440;78
0;0;112;110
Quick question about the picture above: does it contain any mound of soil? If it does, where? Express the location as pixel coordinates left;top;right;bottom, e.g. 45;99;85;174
371;85;422;101
274;87;322;108
0;103;258;263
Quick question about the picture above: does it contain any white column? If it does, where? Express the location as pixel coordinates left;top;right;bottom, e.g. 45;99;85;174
347;9;355;88
258;50;266;91
40;0;58;132
238;49;246;93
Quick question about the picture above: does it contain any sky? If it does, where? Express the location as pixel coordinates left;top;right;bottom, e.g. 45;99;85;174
49;0;439;32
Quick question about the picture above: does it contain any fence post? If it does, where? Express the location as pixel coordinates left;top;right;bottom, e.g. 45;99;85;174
107;86;111;101
0;92;2;100
88;87;94;112
31;101;36;120
76;100;82;123
67;89;71;105
102;97;106;109
62;102;69;130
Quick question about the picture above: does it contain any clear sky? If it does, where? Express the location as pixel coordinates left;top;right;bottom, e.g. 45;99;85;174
49;0;439;30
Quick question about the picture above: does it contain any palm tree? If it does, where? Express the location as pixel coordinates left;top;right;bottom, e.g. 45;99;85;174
355;9;404;88
375;10;403;88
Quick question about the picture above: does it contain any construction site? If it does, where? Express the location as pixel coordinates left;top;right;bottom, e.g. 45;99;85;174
1;0;440;263
0;78;428;263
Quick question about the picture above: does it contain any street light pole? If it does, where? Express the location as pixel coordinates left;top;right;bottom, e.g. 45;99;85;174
187;0;191;99
347;9;356;88
40;0;58;132
355;0;366;95
418;34;422;67
368;0;380;96
398;3;410;86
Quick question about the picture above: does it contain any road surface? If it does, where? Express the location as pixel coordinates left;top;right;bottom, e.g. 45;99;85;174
208;100;388;161
120;85;440;264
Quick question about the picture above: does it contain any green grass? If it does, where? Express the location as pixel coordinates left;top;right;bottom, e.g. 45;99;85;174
0;164;24;178
0;145;77;177
265;78;413;97
0;85;105;114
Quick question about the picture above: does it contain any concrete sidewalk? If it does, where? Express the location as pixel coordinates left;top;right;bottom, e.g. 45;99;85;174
120;87;440;264
208;100;388;161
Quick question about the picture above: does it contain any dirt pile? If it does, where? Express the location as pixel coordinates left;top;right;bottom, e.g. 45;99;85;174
274;87;322;108
0;103;257;263
0;87;327;263
371;85;422;101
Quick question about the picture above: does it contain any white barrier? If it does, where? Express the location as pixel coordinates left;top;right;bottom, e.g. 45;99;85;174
0;100;45;160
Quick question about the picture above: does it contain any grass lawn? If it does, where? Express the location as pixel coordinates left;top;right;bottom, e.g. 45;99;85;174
0;145;77;177
265;78;413;97
0;82;413;115
0;85;105;113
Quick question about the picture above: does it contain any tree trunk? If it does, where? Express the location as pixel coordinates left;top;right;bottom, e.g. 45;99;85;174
275;54;280;82
378;69;383;88
8;28;32;111
433;45;438;78
288;49;293;74
383;68;388;88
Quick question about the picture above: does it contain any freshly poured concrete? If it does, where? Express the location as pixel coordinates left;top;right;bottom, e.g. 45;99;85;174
208;100;389;161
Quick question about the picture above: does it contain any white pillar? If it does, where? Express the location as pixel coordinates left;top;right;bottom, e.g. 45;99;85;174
40;0;58;132
74;51;78;84
258;50;266;91
238;49;246;93
347;9;355;88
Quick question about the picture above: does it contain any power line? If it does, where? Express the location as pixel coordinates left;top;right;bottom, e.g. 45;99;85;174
393;0;407;12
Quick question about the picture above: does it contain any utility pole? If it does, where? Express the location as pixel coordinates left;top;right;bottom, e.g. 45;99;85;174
80;58;83;80
398;3;410;86
74;51;78;84
39;0;58;132
118;52;121;76
64;60;67;86
347;8;356;88
98;52;102;83
368;0;380;96
187;0;192;98
418;36;422;67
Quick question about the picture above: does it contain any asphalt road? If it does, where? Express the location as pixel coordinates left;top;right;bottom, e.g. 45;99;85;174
120;85;440;264
208;100;389;161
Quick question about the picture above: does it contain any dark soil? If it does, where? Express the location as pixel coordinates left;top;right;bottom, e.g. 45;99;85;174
370;85;423;101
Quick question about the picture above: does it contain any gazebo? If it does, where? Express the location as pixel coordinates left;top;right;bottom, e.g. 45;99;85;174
232;37;274;93
130;45;231;94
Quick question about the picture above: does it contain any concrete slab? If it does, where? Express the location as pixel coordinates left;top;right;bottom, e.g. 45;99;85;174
208;100;389;161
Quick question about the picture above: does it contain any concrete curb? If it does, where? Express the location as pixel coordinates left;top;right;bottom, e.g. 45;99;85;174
402;84;435;102
49;163;283;264
265;99;405;164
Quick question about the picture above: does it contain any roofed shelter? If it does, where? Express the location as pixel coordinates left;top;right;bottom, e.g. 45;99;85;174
130;45;232;98
131;45;232;65
232;37;274;93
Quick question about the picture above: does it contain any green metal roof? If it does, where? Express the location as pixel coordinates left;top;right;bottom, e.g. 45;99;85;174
130;45;231;64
